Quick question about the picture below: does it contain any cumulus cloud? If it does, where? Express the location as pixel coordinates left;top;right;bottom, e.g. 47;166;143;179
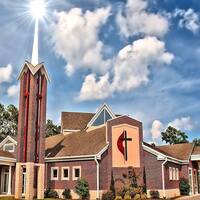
7;83;20;97
78;36;174;100
173;8;200;33
168;116;193;131
151;120;164;141
51;7;111;76
116;0;169;37
112;37;174;92
150;116;194;142
0;64;13;84
78;73;112;101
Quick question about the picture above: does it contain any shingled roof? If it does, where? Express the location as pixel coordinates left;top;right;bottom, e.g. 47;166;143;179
192;146;200;155
45;126;107;158
144;142;194;160
61;112;95;130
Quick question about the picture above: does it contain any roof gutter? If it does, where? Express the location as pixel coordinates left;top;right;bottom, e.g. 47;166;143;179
162;158;168;199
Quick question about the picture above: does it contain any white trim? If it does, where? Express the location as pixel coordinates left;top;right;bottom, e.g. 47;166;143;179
0;157;16;163
143;143;189;164
51;167;59;180
191;154;200;161
188;167;194;195
0;136;17;148
87;103;115;127
72;166;81;181
3;143;15;152
61;167;70;180
95;156;100;199
162;158;168;198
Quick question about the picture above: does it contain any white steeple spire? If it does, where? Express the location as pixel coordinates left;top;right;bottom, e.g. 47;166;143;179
31;18;39;66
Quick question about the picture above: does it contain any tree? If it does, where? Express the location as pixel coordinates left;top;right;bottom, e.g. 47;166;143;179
110;170;115;196
161;126;189;144
74;178;89;200
45;119;61;137
193;138;200;146
0;103;18;139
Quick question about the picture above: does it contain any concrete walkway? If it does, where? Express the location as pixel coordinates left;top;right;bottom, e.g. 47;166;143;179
175;195;200;199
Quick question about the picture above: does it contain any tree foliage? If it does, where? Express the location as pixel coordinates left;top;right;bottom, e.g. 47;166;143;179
74;178;89;200
0;103;18;139
193;138;200;146
45;119;61;137
161;126;189;144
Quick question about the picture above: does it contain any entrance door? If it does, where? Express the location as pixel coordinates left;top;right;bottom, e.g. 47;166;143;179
1;168;9;194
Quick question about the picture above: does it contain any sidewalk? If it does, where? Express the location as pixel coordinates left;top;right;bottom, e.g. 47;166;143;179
175;195;200;200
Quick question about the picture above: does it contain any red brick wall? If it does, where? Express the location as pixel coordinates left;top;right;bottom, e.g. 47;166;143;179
46;160;97;190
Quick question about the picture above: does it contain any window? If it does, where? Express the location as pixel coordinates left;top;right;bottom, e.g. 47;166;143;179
169;167;173;180
169;167;179;181
61;167;69;180
51;167;59;180
73;166;81;180
176;168;179;180
3;143;14;152
92;109;112;126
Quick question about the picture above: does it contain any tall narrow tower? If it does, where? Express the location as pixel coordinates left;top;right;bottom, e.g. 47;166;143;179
15;61;49;200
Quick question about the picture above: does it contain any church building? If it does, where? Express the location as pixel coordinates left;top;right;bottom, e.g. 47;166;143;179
0;60;200;200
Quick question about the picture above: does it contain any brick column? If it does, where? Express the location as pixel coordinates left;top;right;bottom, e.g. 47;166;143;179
37;164;45;199
15;163;23;199
25;162;35;200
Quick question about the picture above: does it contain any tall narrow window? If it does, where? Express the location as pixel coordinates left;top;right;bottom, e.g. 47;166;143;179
169;167;173;180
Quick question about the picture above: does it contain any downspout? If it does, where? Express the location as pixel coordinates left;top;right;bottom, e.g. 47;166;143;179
162;158;168;199
95;156;100;200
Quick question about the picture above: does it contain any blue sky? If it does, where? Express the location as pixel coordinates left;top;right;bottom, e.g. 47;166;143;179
0;0;200;143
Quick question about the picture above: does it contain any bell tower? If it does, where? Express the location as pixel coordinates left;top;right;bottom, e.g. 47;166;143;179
15;61;49;199
15;61;49;200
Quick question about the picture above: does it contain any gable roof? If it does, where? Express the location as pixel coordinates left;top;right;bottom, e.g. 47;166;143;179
0;135;17;148
61;112;95;131
87;103;116;127
45;126;107;159
192;146;200;155
143;142;194;161
18;61;50;81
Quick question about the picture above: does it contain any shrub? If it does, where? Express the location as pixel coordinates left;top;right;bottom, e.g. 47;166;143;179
102;191;115;200
115;195;123;200
140;194;147;200
149;190;160;199
124;194;131;200
74;178;90;200
134;194;141;200
110;171;116;196
44;188;59;198
179;178;190;195
62;188;72;199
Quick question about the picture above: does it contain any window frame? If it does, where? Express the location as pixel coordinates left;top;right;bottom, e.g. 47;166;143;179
51;167;59;180
72;166;81;181
176;168;179;180
61;167;70;180
3;143;14;152
169;167;173;180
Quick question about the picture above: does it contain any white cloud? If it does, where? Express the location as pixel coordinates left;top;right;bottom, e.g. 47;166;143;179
150;116;194;143
168;116;193;131
112;36;174;92
116;0;169;37
173;8;200;33
151;120;164;141
51;7;111;76
78;73;112;101
0;64;13;84
7;83;20;97
78;36;174;100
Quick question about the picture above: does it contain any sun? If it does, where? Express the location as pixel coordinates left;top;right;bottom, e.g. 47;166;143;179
29;0;47;20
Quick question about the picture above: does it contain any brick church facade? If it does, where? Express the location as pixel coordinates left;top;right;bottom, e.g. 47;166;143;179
0;61;200;199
